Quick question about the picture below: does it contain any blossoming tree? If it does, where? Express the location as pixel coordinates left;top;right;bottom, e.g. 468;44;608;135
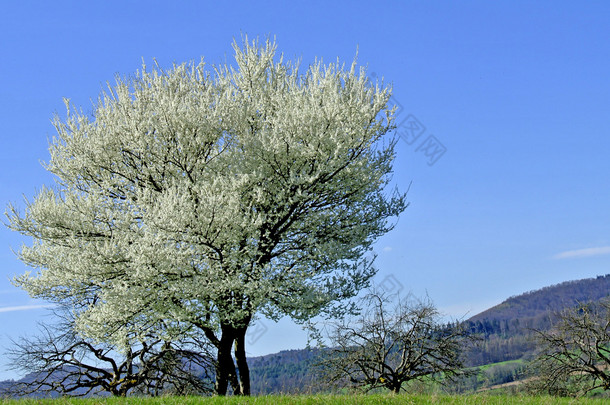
6;37;407;395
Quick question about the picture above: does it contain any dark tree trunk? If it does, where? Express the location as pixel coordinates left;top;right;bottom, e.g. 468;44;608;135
234;327;250;395
195;316;252;396
215;324;241;395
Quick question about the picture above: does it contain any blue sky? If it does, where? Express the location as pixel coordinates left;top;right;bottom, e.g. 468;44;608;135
1;1;609;380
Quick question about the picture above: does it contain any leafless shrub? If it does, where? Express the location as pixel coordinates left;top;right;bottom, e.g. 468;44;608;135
318;288;473;393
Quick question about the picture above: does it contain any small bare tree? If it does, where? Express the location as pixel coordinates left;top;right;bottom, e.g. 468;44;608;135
7;310;215;397
528;299;610;397
318;289;471;394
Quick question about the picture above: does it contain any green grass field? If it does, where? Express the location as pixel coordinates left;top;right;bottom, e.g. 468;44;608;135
0;394;606;405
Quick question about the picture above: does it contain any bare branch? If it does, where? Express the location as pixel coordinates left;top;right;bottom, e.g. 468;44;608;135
6;309;215;397
528;299;610;396
317;288;473;394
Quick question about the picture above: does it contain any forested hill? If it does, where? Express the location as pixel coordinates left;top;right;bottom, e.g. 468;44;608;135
469;274;610;323
463;274;610;366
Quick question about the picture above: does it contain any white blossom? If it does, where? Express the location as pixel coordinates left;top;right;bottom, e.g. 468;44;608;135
7;37;406;354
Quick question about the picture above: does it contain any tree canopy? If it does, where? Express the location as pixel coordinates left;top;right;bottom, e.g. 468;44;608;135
6;37;406;395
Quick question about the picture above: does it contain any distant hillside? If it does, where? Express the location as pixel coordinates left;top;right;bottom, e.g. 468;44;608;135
464;274;610;366
248;274;610;393
469;274;610;323
248;349;322;394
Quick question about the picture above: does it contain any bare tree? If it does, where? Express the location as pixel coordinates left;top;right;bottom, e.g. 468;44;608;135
318;289;472;394
528;299;610;397
7;310;215;397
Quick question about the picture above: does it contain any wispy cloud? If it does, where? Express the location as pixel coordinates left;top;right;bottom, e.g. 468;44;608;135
0;304;54;313
382;246;393;253
553;246;610;260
